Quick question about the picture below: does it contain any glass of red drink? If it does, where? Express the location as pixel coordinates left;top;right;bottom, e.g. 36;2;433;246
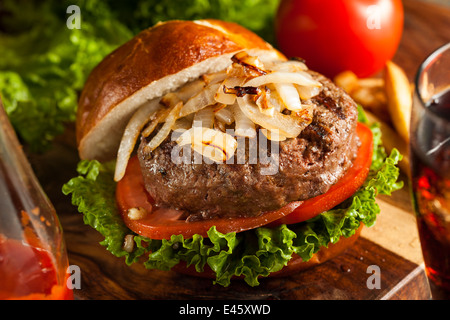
410;42;450;300
0;100;73;300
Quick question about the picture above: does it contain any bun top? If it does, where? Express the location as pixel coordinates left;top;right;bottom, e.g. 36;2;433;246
76;19;283;161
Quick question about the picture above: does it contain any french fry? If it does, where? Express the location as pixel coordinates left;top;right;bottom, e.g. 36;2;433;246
364;110;410;176
334;67;411;175
335;71;389;122
357;78;384;88
351;85;389;123
334;70;359;94
384;61;412;143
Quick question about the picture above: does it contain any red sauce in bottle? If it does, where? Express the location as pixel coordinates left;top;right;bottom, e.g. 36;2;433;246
0;236;73;300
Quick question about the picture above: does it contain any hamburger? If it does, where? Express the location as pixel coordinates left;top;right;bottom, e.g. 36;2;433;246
63;20;402;287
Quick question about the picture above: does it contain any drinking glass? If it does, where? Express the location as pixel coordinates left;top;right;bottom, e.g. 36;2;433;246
410;42;450;300
0;99;73;300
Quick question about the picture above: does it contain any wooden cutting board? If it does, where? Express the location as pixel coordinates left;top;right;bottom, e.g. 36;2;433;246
28;0;450;300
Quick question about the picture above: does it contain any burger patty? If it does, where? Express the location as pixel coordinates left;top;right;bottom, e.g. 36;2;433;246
138;71;360;221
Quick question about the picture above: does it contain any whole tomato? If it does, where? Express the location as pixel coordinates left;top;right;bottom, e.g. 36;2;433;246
275;0;404;78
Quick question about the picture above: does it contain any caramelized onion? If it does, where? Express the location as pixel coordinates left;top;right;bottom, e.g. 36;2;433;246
123;234;135;253
215;76;245;105
141;108;170;138
237;95;308;138
255;86;275;116
179;82;221;118
260;128;287;141
291;104;314;125
231;103;256;138
176;79;206;101
268;59;307;72
172;116;193;132
143;101;183;154
274;83;302;111
159;92;181;108
296;84;321;100
244;71;321;88
176;127;237;162
193;106;214;128
201;70;227;85
114;99;161;182
214;105;234;125
231;51;267;76
224;85;261;97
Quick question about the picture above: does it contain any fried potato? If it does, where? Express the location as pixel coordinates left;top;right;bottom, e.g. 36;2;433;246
334;71;389;122
334;70;359;94
334;67;412;175
351;85;389;123
384;61;412;143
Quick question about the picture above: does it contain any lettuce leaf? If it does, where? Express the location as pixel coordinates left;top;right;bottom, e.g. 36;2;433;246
63;120;402;287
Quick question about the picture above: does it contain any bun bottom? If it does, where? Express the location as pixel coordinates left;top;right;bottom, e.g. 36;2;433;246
171;225;363;280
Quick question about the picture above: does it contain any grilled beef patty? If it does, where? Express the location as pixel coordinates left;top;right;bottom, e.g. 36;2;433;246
138;71;360;220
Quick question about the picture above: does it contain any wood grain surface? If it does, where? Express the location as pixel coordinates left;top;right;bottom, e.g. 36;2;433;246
27;0;450;300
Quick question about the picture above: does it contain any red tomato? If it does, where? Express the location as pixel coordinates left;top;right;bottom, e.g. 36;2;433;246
116;123;372;240
275;0;404;78
269;122;373;226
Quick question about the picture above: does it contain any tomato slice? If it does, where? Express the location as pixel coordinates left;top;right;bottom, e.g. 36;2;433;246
269;122;373;226
116;123;373;240
116;157;302;240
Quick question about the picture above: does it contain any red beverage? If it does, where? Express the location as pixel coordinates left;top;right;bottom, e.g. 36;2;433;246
411;89;450;299
0;236;73;300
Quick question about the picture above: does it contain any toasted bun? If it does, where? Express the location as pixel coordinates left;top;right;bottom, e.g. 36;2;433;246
171;225;363;280
76;19;284;161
